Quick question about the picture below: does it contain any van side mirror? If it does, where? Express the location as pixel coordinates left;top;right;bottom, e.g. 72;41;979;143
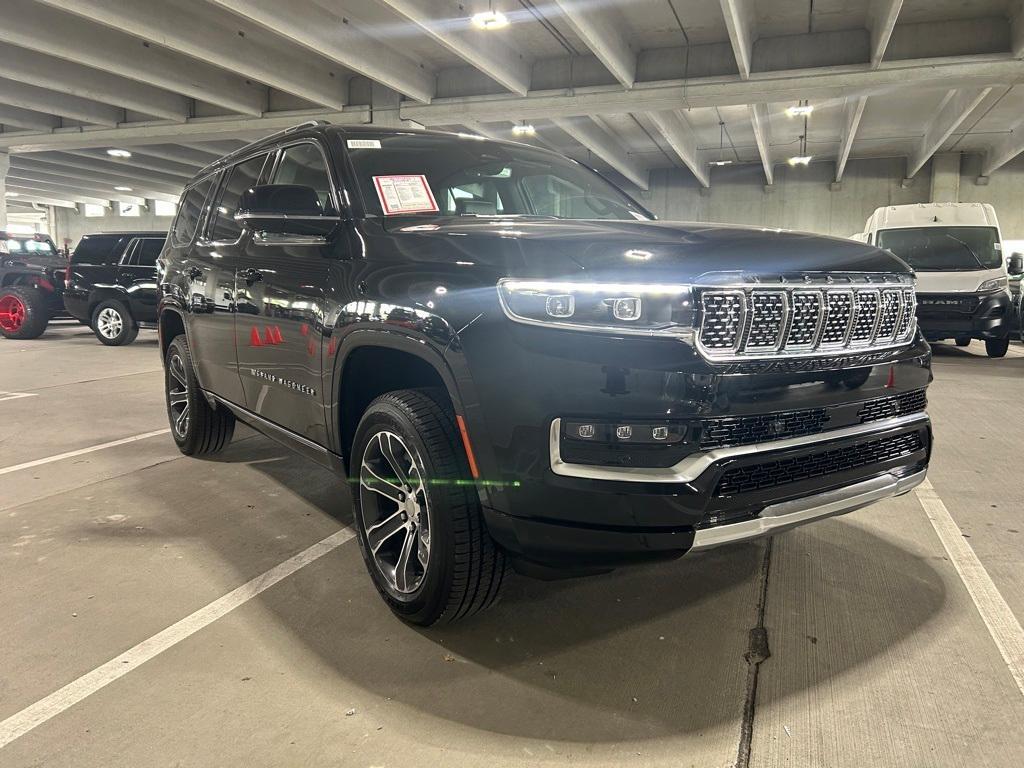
235;184;340;244
1008;253;1024;276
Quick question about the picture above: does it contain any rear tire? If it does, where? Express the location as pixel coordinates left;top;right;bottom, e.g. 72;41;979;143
164;334;234;456
985;337;1009;358
91;300;139;346
0;286;49;340
351;388;506;626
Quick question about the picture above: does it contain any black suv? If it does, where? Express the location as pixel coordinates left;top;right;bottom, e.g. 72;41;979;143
158;123;933;626
64;232;166;345
0;231;66;340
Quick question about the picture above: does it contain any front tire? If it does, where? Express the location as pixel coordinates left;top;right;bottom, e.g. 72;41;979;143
91;300;139;346
0;286;49;340
351;389;506;626
985;337;1009;358
164;335;234;456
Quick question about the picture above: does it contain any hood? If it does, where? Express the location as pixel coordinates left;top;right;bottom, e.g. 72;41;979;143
1;251;66;273
915;267;1006;293
381;217;912;281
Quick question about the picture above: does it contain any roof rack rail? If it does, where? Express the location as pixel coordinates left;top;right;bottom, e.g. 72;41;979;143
203;120;332;170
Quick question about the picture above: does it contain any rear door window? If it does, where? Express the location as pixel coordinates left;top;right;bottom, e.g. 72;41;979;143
207;154;270;243
134;238;165;267
172;177;216;247
71;235;127;265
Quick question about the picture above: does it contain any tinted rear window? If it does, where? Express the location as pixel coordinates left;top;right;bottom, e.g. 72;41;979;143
172;177;216;247
72;235;127;265
134;238;165;267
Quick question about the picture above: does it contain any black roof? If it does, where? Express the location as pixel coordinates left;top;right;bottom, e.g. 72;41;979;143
80;231;167;238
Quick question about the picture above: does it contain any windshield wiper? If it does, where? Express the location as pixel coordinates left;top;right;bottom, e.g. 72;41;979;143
942;234;987;270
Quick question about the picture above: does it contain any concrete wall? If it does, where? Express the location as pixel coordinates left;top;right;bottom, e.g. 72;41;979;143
52;204;174;252
642;153;1024;241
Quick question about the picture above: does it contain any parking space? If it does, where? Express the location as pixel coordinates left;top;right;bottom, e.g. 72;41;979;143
0;326;1021;767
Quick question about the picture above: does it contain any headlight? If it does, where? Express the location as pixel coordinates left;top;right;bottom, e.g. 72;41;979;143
497;279;695;337
977;277;1008;292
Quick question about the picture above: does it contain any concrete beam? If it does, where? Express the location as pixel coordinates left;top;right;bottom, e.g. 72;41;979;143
35;0;347;110
0;105;59;132
868;0;904;68
907;87;991;178
0;0;266;116
6;166;180;202
11;156;185;195
401;55;1024;124
551;116;648;190
719;0;756;79
14;154;198;188
64;150;199;179
836;96;868;182
0;108;371;153
3;191;78;209
648;110;709;188
376;0;531;95
982;120;1024;175
207;0;435;103
90;145;207;170
0;42;188;121
0;78;122;126
749;103;773;185
6;174;148;206
0;152;8;230
549;0;636;87
6;181;118;207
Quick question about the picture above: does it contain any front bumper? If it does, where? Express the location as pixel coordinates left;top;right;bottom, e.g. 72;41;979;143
917;290;1010;340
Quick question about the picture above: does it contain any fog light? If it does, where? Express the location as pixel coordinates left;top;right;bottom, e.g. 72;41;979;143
545;294;575;318
610;297;642;321
616;425;632;440
577;424;595;439
651;426;669;440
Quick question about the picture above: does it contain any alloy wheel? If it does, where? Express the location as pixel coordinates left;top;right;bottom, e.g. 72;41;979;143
359;430;431;595
167;353;190;439
0;295;26;333
97;307;123;339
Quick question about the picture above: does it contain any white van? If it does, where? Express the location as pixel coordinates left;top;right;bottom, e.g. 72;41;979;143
859;203;1023;357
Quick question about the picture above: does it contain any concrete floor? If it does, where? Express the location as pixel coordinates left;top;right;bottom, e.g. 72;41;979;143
1;323;1023;767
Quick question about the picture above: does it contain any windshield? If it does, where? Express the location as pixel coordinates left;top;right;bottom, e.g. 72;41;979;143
4;237;56;255
877;227;1002;271
345;132;652;221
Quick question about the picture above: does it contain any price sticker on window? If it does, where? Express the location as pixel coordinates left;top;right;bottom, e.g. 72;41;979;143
372;175;439;215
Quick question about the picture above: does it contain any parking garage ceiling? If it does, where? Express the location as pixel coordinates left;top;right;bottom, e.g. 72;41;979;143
3;0;1024;211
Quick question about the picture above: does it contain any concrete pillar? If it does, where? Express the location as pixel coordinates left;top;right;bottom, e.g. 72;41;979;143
0;151;9;231
930;152;961;203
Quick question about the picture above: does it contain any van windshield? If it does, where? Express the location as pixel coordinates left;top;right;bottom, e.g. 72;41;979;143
876;227;1002;272
345;132;652;221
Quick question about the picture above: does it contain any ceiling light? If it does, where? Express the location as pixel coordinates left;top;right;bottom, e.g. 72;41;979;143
786;105;814;117
512;124;535;136
114;186;133;192
471;10;509;30
4;191;19;197
106;149;132;158
788;156;813;166
709;160;733;166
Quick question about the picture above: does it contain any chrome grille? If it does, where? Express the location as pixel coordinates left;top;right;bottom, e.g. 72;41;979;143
697;282;917;361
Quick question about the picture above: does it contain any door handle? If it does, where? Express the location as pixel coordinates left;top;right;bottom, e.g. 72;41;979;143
187;266;203;281
241;268;264;285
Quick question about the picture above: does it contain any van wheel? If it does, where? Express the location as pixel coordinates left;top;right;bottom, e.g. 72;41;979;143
164;335;234;455
985;338;1009;358
351;389;506;626
0;286;49;340
91;300;139;346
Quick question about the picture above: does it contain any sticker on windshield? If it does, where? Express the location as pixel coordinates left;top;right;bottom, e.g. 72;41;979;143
373;175;439;215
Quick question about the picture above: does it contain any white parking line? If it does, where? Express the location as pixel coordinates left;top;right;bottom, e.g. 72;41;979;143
915;478;1024;697
0;527;355;749
0;429;171;476
0;391;37;403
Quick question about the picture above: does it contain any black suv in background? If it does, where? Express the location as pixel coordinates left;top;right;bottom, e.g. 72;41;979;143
158;123;932;626
0;231;66;340
64;232;166;345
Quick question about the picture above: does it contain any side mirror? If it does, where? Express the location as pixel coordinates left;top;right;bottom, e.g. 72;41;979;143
1008;253;1023;276
235;184;340;243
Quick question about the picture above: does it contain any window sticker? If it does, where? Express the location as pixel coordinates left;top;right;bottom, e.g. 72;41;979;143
347;139;381;149
373;174;439;215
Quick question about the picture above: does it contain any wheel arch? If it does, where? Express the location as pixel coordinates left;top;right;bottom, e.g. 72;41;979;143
158;306;188;360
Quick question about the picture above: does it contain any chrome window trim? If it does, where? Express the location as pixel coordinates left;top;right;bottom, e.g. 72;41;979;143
252;232;329;247
549;411;929;483
690;468;927;550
